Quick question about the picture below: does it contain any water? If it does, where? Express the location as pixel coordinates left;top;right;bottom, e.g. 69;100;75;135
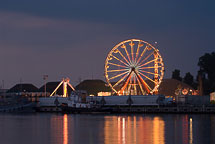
0;113;214;144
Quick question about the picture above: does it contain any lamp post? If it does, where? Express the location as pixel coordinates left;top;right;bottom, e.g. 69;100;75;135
43;75;48;97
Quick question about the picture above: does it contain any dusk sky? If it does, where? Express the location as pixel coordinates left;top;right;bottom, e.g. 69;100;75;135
0;0;214;89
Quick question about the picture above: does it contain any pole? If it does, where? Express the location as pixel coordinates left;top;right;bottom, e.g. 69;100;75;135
45;81;46;97
2;80;4;89
43;75;48;97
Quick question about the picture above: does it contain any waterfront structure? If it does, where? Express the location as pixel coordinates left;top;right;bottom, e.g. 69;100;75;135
175;95;210;105
87;95;161;106
6;83;41;102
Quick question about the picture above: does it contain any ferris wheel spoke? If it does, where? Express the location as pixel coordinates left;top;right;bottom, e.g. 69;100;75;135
138;59;156;68
127;77;132;95
138;71;157;84
112;73;129;88
134;41;143;62
109;71;129;80
118;72;132;94
118;51;130;65
131;74;136;95
108;62;128;68
134;71;151;93
139;66;162;70
136;45;148;64
107;69;129;73
138;51;154;65
111;55;129;66
139;78;152;92
133;74;137;95
135;74;145;95
137;73;152;91
121;44;132;63
129;41;135;62
138;70;160;77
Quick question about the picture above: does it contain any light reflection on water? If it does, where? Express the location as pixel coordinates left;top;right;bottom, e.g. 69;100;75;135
190;118;193;144
104;116;165;144
63;114;68;144
0;114;214;144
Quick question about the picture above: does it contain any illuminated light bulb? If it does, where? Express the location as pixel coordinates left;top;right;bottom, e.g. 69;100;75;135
121;44;126;49
139;43;144;47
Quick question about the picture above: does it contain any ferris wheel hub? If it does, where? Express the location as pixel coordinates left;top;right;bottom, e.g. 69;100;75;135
131;67;136;71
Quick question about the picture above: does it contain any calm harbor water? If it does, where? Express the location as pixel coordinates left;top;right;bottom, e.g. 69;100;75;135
0;113;214;144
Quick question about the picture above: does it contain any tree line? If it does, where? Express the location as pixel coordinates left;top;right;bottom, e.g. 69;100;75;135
172;52;215;95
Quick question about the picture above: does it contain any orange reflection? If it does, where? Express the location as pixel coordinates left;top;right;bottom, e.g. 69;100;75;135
118;117;121;144
139;117;153;143
104;116;165;144
189;118;193;144
182;115;189;144
122;118;125;144
133;116;136;143
50;115;62;144
63;114;68;144
153;117;165;144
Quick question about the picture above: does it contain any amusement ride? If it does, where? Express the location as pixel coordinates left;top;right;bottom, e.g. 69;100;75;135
104;39;164;95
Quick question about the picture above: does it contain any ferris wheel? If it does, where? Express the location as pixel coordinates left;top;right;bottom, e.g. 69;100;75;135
104;39;164;95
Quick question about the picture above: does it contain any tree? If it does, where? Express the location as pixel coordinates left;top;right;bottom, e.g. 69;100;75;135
172;69;182;81
198;52;215;93
198;52;215;81
183;72;194;87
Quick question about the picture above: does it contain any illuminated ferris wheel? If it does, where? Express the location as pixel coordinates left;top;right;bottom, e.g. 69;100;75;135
104;39;164;95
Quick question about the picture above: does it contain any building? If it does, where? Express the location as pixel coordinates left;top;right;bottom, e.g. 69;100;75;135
158;79;198;96
5;83;40;103
75;79;112;96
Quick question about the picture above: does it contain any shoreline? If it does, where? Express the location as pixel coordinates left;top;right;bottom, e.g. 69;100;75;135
37;105;215;114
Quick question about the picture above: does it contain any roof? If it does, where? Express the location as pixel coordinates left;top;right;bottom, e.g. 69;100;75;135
7;84;38;93
158;79;195;96
75;79;112;96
